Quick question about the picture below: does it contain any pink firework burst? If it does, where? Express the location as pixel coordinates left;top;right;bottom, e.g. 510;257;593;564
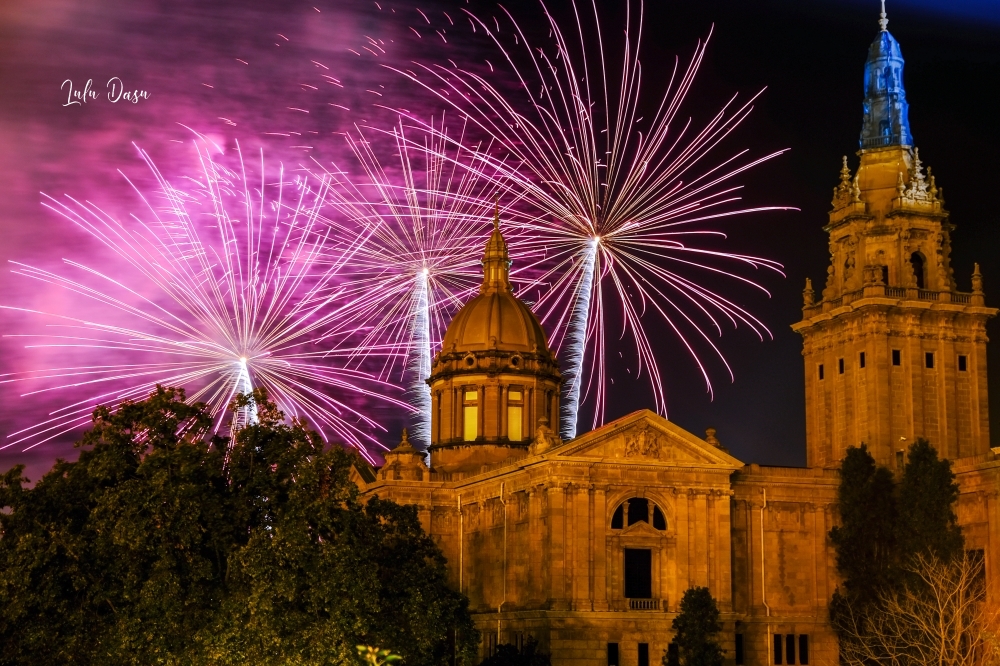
308;116;534;448
1;137;408;461
389;0;793;437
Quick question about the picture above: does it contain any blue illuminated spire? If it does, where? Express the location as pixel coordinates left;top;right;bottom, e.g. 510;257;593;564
859;1;913;149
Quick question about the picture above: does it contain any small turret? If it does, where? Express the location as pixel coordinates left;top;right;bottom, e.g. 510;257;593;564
379;428;429;481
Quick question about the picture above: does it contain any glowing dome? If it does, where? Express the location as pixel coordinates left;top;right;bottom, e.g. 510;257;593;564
440;214;550;355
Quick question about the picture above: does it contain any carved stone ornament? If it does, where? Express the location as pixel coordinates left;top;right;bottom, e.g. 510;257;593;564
624;425;661;458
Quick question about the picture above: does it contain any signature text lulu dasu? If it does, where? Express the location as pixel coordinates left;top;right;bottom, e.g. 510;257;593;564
61;77;150;106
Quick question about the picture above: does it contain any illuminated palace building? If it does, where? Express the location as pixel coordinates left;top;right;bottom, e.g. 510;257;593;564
353;9;1000;666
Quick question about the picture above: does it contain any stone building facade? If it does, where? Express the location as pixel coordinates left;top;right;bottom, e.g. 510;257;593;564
353;11;1000;666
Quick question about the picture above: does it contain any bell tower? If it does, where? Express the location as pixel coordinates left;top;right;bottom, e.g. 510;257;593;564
792;6;997;468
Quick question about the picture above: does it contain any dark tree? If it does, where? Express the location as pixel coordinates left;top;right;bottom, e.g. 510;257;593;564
0;387;230;664
896;439;963;563
829;440;967;657
663;587;724;666
829;444;899;603
479;637;551;666
0;386;477;666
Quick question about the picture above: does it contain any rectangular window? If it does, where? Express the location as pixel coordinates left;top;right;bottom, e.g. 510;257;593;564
485;632;497;659
926;352;935;369
838;358;845;374
818;364;824;380
667;644;679;666
959;355;968;372
624;548;652;598
608;643;620;666
638;643;649;666
463;390;478;442
735;634;745;666
892;349;901;366
774;634;783;665
798;635;809;665
507;388;523;442
896;450;905;469
786;634;796;665
859;351;866;368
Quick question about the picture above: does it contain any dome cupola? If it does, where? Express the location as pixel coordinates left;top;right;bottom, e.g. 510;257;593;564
426;207;561;474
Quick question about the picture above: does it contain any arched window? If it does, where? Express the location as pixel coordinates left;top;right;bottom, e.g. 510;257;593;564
610;498;667;530
911;252;925;289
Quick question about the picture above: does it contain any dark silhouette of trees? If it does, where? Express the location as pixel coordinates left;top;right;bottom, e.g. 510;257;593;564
0;386;477;666
663;587;724;666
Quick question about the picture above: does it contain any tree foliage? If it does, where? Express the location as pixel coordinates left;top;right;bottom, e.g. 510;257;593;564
663;587;724;666
829;444;900;602
830;440;967;662
896;439;963;563
0;386;477;666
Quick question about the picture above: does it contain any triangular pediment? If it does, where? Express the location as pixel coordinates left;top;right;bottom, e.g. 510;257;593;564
619;519;664;538
552;410;743;469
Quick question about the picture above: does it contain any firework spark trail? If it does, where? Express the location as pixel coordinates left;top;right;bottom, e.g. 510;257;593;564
1;137;408;461
387;0;794;438
306;117;534;449
407;269;432;445
561;238;598;439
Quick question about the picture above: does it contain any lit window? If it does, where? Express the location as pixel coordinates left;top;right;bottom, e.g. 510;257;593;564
463;389;478;442
507;388;523;442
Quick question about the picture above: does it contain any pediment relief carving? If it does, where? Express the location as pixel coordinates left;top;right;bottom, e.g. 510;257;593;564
624;425;661;458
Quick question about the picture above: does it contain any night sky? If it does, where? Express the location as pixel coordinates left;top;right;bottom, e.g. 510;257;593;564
1;0;999;480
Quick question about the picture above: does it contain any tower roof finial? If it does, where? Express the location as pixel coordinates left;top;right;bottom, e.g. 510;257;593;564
481;201;511;293
879;0;888;32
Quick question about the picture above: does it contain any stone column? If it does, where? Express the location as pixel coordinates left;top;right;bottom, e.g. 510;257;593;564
693;491;709;588
500;385;508;439
431;391;440;444
546;483;567;608
677;489;690;590
565;482;577;607
478;383;486;439
526;387;534;441
451;386;459;442
591;485;610;610
528;486;543;607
